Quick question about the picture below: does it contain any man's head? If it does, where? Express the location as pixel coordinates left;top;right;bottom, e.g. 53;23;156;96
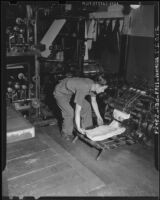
91;83;108;94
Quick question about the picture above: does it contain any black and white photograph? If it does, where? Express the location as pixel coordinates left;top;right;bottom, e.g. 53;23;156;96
1;1;159;198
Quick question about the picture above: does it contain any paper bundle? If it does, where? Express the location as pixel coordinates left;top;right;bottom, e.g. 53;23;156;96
85;109;130;141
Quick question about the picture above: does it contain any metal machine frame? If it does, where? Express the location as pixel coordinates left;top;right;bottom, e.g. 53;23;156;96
72;131;136;160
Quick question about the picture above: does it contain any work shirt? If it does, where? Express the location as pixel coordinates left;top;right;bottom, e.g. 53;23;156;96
54;77;96;106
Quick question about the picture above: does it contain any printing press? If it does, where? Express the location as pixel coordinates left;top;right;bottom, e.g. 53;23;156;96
72;75;155;160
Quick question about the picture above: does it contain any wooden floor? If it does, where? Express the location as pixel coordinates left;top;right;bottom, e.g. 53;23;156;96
6;127;105;197
42;125;159;197
5;124;159;197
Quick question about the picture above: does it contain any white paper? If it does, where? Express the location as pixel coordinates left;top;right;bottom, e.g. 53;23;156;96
85;109;130;141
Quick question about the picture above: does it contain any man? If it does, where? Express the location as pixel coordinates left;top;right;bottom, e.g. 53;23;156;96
53;77;108;140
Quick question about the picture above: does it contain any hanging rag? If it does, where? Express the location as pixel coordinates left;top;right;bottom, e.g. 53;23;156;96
112;19;121;53
93;20;107;59
88;20;99;59
87;19;97;50
104;19;113;53
84;20;89;60
119;19;124;33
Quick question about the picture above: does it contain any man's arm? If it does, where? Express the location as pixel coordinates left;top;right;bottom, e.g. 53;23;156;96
91;96;104;125
75;104;86;134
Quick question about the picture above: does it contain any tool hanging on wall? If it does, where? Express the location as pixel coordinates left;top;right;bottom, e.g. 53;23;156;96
87;17;124;62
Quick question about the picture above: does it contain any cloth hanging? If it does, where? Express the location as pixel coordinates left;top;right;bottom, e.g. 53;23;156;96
112;19;116;31
88;20;99;59
113;19;120;52
87;19;97;50
93;20;107;59
88;18;122;60
103;19;120;54
88;19;97;42
105;19;113;38
84;20;89;60
103;19;113;53
119;19;124;33
97;19;100;36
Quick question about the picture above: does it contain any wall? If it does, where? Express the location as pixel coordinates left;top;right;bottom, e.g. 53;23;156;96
89;4;124;18
124;5;155;86
124;5;154;37
126;36;154;86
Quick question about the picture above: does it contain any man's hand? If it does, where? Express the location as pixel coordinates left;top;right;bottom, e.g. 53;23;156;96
97;116;104;126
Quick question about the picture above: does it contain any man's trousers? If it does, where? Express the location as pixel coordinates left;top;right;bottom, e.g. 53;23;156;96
54;94;93;136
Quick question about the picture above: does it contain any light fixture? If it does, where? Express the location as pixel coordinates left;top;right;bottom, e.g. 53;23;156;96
130;4;141;9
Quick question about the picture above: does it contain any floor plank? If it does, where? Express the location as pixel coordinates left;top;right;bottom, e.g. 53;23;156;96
2;169;8;197
7;127;106;197
7;149;61;180
11;169;85;197
38;128;106;187
7;137;49;161
38;174;104;196
8;161;72;196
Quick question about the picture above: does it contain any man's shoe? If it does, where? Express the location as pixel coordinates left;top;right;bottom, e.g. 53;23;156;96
63;135;74;141
61;131;68;137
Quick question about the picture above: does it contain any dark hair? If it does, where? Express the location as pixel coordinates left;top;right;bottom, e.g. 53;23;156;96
94;74;107;85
